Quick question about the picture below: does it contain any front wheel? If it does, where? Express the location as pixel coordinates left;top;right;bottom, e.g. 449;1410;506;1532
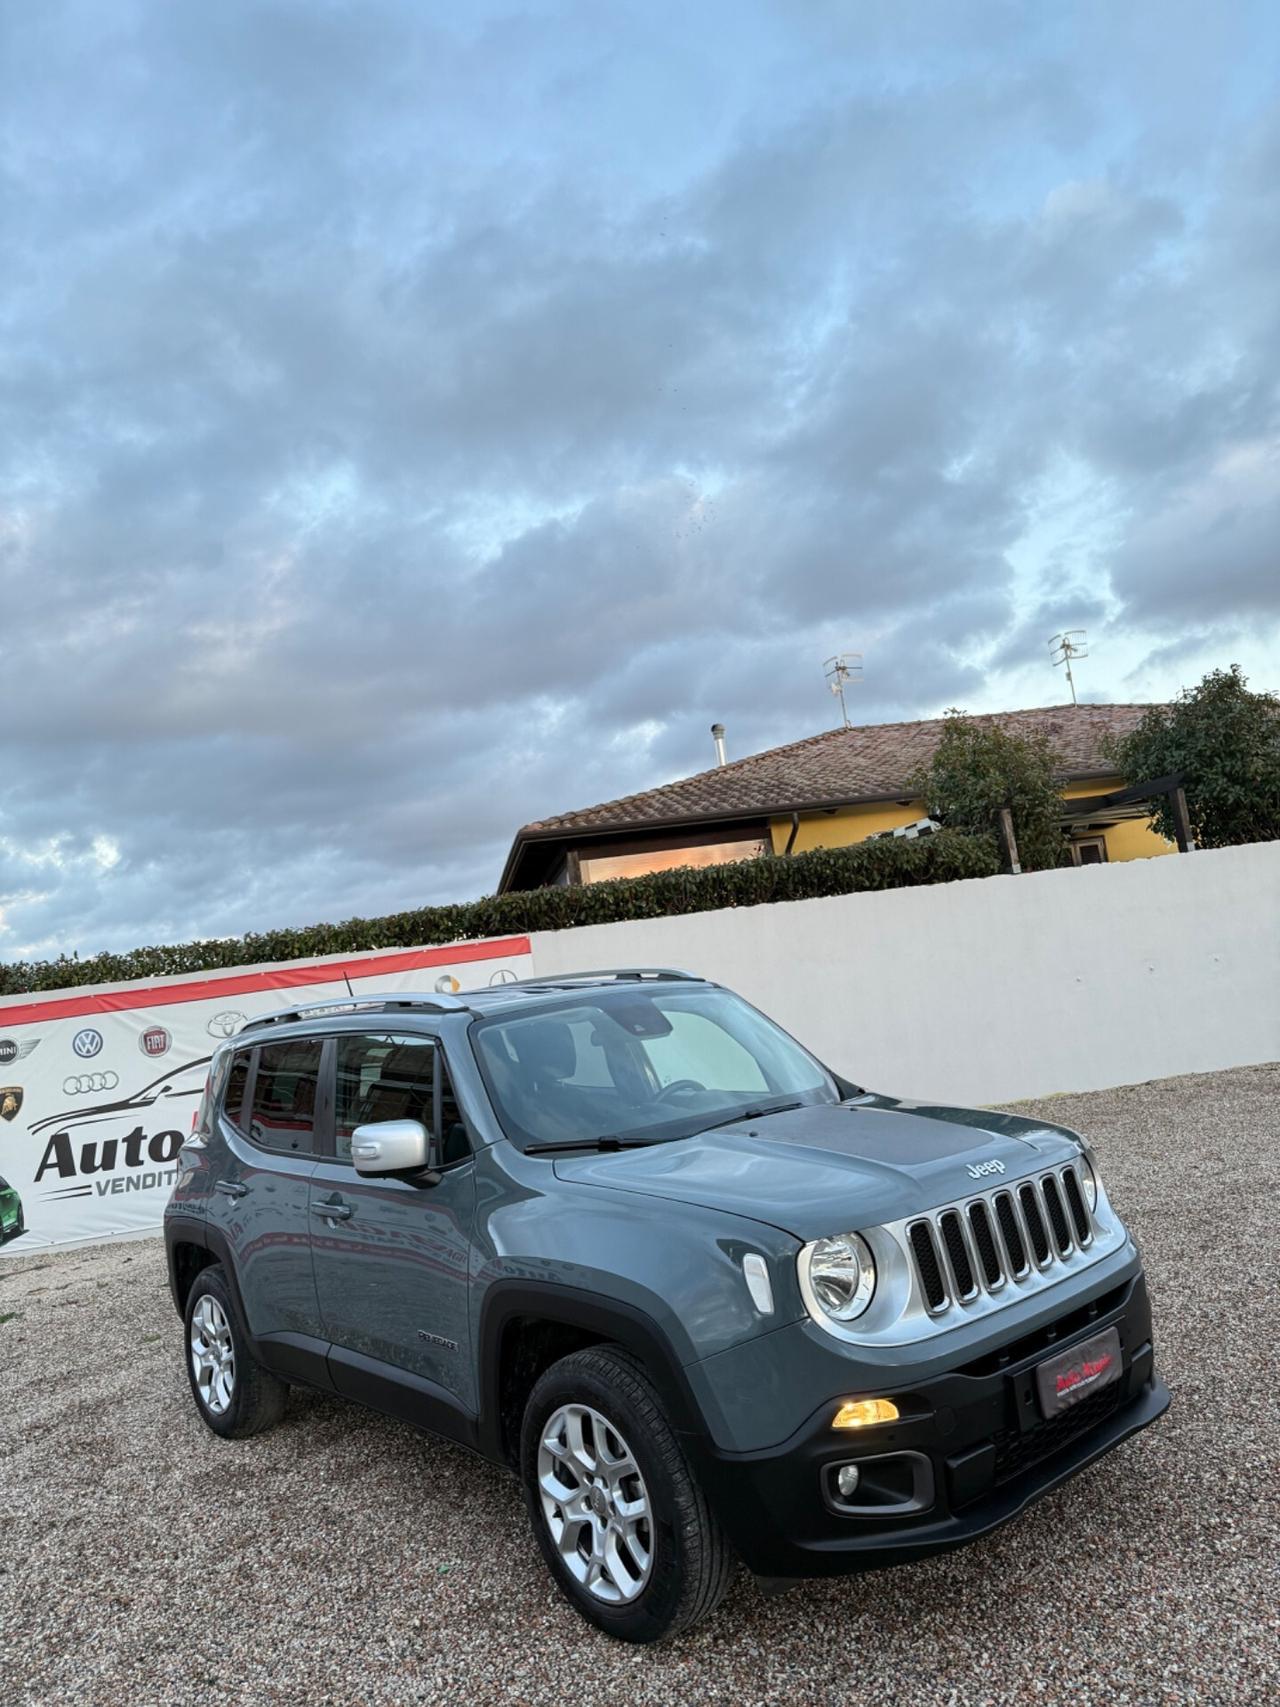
520;1345;734;1642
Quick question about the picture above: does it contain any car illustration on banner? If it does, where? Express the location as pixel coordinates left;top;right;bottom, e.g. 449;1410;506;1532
0;1175;24;1245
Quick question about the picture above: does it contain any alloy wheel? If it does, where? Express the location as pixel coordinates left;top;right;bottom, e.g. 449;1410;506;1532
190;1293;236;1416
537;1402;654;1604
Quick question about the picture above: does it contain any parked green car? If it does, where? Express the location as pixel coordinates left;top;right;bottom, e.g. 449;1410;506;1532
0;1174;24;1245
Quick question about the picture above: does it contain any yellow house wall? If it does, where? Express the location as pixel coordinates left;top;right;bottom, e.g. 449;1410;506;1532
770;779;1175;862
1058;779;1175;861
768;801;922;854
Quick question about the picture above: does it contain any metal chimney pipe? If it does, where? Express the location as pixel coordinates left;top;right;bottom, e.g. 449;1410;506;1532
711;723;727;767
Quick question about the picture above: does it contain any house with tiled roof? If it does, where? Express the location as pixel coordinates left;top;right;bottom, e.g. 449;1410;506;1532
498;703;1174;891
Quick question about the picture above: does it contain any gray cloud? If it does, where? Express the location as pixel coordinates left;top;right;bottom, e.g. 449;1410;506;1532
1;0;1277;959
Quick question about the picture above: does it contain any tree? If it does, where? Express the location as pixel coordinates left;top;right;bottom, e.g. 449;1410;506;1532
911;712;1070;872
1106;665;1280;849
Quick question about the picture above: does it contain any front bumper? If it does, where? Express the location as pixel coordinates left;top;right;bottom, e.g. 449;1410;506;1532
692;1270;1169;1578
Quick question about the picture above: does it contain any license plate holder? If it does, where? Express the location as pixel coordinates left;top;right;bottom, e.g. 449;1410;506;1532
1035;1326;1122;1419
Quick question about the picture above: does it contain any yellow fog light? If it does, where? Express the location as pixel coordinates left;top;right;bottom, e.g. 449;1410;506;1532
832;1397;900;1430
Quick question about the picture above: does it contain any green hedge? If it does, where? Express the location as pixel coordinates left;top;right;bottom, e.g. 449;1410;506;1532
0;829;999;998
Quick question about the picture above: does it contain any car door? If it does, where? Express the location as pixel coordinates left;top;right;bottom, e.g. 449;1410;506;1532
205;1037;324;1353
309;1030;478;1416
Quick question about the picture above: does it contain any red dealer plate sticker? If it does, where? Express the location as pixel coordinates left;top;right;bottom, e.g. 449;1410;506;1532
1035;1326;1122;1419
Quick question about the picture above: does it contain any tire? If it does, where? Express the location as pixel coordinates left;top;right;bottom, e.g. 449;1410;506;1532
183;1263;287;1440
520;1345;734;1642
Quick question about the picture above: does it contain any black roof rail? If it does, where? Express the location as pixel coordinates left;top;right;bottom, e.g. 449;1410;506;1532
239;992;472;1033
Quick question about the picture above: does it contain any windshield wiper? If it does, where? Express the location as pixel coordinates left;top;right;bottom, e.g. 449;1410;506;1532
524;1099;808;1154
698;1098;805;1133
524;1135;664;1156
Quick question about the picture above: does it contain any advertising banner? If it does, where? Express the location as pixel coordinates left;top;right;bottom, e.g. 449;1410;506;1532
0;936;532;1253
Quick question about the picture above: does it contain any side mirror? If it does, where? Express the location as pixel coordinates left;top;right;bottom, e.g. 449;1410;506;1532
351;1118;432;1176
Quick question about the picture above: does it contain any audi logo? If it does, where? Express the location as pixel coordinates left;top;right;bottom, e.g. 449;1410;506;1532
63;1071;120;1097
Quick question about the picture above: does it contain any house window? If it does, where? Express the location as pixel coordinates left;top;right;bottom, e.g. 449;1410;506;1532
577;838;766;884
1071;836;1108;866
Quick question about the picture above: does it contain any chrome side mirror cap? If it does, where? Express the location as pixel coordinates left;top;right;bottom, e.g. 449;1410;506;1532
350;1118;430;1175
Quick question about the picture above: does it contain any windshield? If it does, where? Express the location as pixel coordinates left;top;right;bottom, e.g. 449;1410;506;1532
471;986;839;1150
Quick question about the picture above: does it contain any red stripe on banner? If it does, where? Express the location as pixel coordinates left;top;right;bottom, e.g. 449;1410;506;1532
0;937;532;1029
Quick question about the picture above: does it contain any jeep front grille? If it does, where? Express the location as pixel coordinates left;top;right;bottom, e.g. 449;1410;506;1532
908;1221;948;1311
967;1200;1003;1288
939;1210;977;1299
907;1165;1097;1316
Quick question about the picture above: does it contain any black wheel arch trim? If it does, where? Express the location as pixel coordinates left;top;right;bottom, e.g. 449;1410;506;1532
476;1278;707;1463
164;1217;254;1346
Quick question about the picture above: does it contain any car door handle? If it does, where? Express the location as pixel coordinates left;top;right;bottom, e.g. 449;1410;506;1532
215;1180;249;1199
312;1200;353;1221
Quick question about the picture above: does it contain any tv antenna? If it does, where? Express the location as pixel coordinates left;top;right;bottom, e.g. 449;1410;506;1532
824;652;862;728
1048;631;1088;705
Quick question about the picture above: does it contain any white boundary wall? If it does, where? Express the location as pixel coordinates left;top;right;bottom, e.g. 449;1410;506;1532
3;842;1275;1255
529;841;1280;1106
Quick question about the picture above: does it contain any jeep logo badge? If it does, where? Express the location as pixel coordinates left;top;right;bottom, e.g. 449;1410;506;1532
966;1159;1006;1180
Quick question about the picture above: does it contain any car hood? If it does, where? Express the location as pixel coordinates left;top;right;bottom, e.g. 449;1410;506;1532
551;1094;1083;1241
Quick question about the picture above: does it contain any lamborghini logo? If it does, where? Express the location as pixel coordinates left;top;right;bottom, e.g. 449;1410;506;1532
0;1086;22;1123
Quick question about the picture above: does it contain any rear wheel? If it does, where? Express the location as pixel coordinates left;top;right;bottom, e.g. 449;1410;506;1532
520;1345;734;1642
183;1263;287;1439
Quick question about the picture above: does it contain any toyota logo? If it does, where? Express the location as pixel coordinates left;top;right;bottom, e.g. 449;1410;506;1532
207;1011;246;1039
72;1028;104;1059
63;1071;120;1097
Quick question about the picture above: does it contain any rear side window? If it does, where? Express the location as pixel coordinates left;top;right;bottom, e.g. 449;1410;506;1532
223;1050;252;1131
248;1040;323;1154
193;1051;232;1138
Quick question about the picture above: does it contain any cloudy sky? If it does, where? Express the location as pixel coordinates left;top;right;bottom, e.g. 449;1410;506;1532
2;1;1278;961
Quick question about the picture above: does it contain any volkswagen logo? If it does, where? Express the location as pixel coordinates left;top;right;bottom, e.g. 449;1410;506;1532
63;1071;120;1097
72;1028;104;1059
207;1011;246;1039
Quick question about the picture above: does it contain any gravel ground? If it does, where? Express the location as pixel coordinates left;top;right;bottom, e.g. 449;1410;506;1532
2;1063;1278;1707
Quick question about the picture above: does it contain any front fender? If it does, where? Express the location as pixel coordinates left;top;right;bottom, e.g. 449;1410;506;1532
477;1178;803;1367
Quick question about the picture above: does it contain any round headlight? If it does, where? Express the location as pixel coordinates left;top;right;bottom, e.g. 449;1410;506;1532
804;1233;876;1322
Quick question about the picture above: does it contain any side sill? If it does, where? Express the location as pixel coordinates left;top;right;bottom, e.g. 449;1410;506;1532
327;1345;480;1453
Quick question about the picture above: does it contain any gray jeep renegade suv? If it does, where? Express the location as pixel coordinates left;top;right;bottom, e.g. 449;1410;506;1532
165;968;1168;1642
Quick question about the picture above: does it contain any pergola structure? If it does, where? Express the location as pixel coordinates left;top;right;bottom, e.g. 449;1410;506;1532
1061;773;1194;851
997;773;1193;874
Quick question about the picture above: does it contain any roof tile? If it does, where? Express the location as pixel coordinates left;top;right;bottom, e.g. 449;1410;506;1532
523;703;1155;834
